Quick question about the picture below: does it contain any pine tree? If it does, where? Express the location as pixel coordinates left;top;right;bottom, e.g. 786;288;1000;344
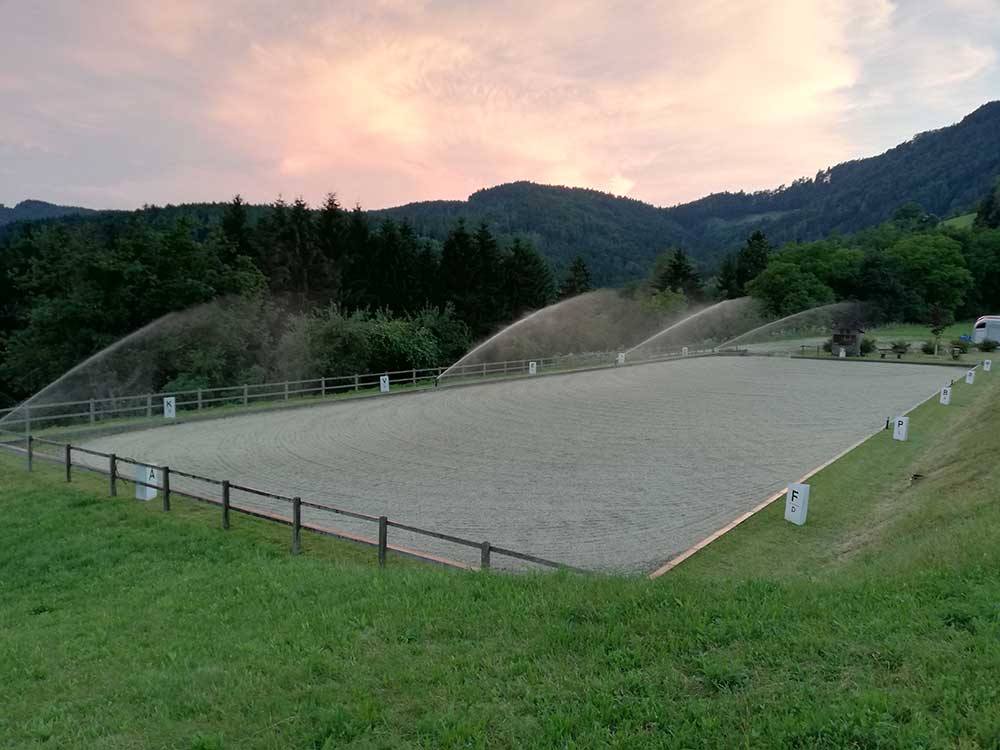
735;230;771;294
559;256;593;299
715;254;741;299
339;206;372;308
315;193;347;303
502;238;555;318
220;194;252;263
654;249;701;298
439;220;478;327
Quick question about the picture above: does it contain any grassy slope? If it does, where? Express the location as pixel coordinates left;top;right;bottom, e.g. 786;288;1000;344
942;213;976;229
2;373;999;748
869;320;974;343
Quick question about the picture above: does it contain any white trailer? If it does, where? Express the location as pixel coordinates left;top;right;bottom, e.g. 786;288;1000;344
973;315;1000;344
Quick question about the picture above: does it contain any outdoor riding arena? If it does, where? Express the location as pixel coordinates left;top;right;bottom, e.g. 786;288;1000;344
81;357;957;573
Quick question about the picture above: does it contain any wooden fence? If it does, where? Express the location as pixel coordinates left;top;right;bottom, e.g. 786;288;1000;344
0;347;724;437
3;434;586;574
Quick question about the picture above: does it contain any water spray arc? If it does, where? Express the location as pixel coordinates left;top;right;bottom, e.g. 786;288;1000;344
0;311;182;429
624;298;754;356
717;301;861;350
437;302;574;381
436;290;665;381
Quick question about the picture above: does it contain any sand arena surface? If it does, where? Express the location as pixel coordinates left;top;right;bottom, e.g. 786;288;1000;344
84;358;956;572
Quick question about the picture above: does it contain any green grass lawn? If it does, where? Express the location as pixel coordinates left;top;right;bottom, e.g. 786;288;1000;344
942;213;976;229
2;372;1000;748
868;319;974;343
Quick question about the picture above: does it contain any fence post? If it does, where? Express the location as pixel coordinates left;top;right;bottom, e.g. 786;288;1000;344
197;389;203;410
243;384;249;406
354;374;359;392
481;541;491;570
146;394;152;418
64;444;72;482
26;435;33;472
24;405;31;442
482;362;487;377
283;382;289;401
321;377;327;397
412;368;417;386
292;497;302;555
109;454;117;497
222;480;230;530
89;399;95;424
378;516;388;567
162;466;171;511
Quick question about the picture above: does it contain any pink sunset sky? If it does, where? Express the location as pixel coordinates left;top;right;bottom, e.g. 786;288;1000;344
1;0;998;210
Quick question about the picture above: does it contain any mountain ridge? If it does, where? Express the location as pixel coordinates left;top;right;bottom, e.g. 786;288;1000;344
5;101;999;285
0;199;98;226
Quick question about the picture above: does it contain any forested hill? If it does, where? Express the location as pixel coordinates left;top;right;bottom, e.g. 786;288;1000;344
374;101;1000;283
669;101;1000;248
372;184;692;284
4;102;999;286
0;200;97;226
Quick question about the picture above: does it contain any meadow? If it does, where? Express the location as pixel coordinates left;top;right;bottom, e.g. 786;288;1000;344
1;365;998;747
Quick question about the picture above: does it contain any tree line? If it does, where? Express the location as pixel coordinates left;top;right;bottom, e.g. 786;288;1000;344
0;195;594;406
635;182;1000;333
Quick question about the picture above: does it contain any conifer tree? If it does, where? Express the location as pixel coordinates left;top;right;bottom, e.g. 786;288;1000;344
734;230;771;294
559;256;593;299
502;238;555;318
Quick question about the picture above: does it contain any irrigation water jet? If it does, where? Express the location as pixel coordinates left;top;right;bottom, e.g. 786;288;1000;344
624;297;761;356
437;290;671;380
0;311;183;429
718;301;863;350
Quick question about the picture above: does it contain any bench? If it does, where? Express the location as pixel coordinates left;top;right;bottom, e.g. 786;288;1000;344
876;346;903;360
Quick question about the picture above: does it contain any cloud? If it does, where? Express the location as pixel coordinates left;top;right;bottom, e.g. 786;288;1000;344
0;0;997;209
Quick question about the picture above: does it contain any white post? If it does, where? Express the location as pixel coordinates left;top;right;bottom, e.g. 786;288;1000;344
965;370;975;385
379;375;390;393
984;359;992;372
528;361;537;376
134;464;159;501
892;416;909;442
939;386;951;405
163;397;176;419
784;483;809;525
617;353;625;366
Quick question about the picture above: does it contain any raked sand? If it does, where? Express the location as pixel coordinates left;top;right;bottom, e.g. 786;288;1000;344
83;357;957;572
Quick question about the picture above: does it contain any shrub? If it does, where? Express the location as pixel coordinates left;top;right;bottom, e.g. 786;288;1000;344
979;339;999;352
860;336;877;355
822;339;833;353
951;338;970;354
921;341;936;355
891;340;911;354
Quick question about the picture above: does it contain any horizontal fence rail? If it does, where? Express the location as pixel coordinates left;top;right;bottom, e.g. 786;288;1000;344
0;347;730;436
5;434;586;575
